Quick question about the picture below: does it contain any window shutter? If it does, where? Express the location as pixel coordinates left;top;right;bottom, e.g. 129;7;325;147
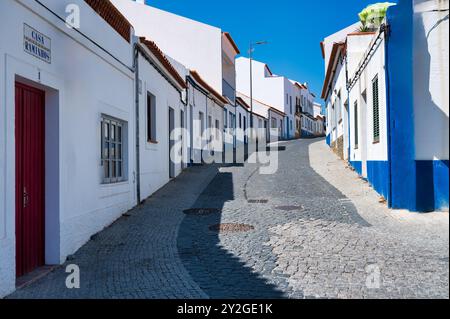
372;76;380;143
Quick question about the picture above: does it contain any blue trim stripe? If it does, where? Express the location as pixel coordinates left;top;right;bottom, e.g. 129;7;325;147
386;1;417;211
350;161;362;176
416;160;449;212
367;161;390;200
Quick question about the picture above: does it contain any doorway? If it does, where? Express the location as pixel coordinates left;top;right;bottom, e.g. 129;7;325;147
15;82;46;278
361;91;368;178
180;109;185;169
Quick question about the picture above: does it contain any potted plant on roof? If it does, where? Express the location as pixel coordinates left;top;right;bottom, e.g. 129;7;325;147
358;2;396;32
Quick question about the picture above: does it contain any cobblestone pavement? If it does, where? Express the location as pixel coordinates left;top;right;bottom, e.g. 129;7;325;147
9;139;449;299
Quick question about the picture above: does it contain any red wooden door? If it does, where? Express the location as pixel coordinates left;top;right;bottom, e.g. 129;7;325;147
15;82;46;278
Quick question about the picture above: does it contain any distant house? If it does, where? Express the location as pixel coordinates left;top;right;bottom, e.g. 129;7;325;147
112;0;241;155
237;92;285;143
236;57;298;139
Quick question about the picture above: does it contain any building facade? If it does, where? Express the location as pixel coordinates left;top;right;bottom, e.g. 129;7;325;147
111;0;240;156
236;57;299;139
0;0;138;296
0;0;196;297
321;0;449;212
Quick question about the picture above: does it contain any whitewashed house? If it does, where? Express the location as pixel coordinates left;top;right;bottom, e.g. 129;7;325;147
235;97;251;159
0;0;192;297
321;38;352;159
236;57;296;139
322;0;449;212
135;38;188;199
0;0;137;297
314;102;325;136
111;0;241;155
187;70;228;164
237;92;285;142
292;81;318;138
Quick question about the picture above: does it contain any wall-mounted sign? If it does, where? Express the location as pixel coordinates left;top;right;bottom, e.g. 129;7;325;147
23;24;51;63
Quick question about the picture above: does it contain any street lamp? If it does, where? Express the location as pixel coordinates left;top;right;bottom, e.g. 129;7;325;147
249;41;268;140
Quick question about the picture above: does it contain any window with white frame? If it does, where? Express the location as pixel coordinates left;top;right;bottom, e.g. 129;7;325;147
147;92;157;142
101;115;126;184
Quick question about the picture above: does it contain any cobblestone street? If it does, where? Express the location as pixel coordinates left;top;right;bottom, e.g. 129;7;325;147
9;138;449;299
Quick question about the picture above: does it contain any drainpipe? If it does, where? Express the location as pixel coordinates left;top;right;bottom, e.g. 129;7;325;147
234;103;238;149
205;94;208;162
383;23;394;208
133;44;141;205
344;54;351;163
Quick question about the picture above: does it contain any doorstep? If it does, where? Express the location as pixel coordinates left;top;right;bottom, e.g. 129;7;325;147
16;265;59;290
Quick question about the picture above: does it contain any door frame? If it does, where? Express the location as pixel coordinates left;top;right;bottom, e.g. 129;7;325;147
168;107;175;178
1;57;62;293
15;81;46;277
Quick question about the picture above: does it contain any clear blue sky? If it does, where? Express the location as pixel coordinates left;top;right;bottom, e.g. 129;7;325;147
145;0;375;105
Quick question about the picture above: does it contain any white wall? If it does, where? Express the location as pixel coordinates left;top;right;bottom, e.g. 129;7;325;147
325;54;347;145
206;97;225;159
413;0;449;160
111;0;224;94
235;104;250;155
322;22;360;72
188;81;208;163
269;110;284;139
236;57;299;138
314;102;323;117
236;58;285;111
347;34;376;79
349;36;389;163
0;0;135;297
137;52;185;200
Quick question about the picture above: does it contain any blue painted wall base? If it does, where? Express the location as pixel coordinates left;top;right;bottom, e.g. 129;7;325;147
367;161;390;201
415;160;449;212
349;161;362;176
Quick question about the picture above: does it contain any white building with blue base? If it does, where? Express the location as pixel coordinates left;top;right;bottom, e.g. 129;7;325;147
322;0;449;212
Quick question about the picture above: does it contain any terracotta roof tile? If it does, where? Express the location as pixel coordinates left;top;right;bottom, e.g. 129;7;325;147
85;0;132;42
237;92;286;116
236;97;250;109
190;70;228;105
140;38;187;89
321;42;345;99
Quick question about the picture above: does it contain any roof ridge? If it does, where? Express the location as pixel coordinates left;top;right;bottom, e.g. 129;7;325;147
140;37;186;89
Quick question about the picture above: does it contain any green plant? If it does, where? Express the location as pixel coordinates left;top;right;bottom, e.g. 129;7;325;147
358;2;396;31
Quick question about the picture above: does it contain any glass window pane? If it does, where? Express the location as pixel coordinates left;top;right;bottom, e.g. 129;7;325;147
112;160;116;178
111;124;116;141
117;161;122;178
104;142;110;159
111;143;116;158
118;126;122;142
118;144;122;160
104;160;110;178
104;122;109;140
